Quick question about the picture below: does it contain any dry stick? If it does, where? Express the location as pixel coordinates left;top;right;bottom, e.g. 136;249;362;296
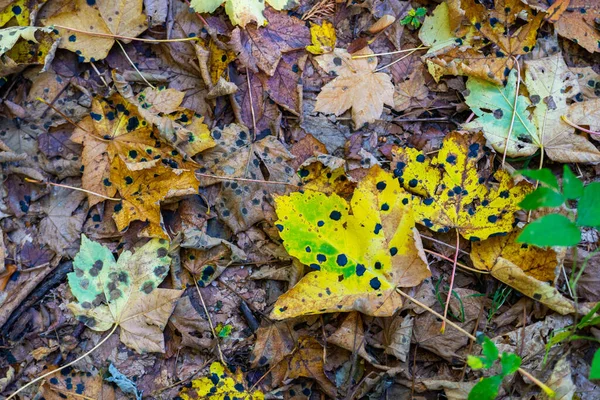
395;289;556;397
502;57;521;169
351;46;430;59
420;234;470;256
25;178;121;201
423;248;488;275
50;25;200;43
195;172;300;188
561;115;600;135
35;97;91;133
116;40;156;89
440;229;461;333
192;275;225;365
89;62;109;88
7;325;119;399
374;45;426;72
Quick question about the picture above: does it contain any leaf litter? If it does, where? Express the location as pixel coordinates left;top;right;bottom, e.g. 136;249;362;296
1;0;600;399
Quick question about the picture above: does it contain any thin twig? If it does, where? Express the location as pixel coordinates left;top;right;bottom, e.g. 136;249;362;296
192;276;225;365
116;40;156;89
395;289;556;397
441;229;460;333
89;62;109;88
374;45;425;72
561;115;600;135
423;248;489;275
35;97;90;132
25;178;121;201
50;25;199;43
196;172;300;187
7;325;119;399
502;57;521;168
352;46;429;59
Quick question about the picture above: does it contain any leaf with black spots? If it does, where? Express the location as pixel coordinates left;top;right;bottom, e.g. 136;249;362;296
0;25;56;75
271;166;429;319
393;132;530;241
67;235;183;353
197;123;298;233
40;367;116;400
44;0;147;62
178;361;264;399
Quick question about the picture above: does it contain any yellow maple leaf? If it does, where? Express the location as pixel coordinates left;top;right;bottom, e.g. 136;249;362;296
314;46;394;129
271;166;430;319
178;362;264;400
392;131;530;241
470;230;575;314
190;0;297;28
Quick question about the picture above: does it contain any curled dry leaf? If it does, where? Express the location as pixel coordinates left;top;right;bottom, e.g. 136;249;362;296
250;320;296;368
393;132;530;241
471;230;575;315
67;235;183;353
314;47;394;129
306;20;336;55
271;166;430;319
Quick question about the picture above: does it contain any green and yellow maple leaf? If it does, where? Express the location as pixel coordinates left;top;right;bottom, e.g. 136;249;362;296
392;132;530;241
68;235;183;353
271;166;430;320
190;0;297;28
178;362;264;400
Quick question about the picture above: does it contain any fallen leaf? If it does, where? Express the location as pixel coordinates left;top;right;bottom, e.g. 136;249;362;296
463;69;538;158
230;8;310;75
524;53;600;162
286;336;336;398
306;20;336;55
67;235;183;353
45;0;148;62
541;355;576;400
262;51;306;115
198;123;298;233
297;154;356;197
393;132;530;241
251;320;296;368
471;229;575;314
178;361;264;399
0;26;56;75
190;0;298;28
382;314;413;362
271;166;430;319
233;69;282;134
551;1;600;54
314;47;394;129
39;184;87;258
169;295;213;350
327;312;379;365
40;368;116;400
0;0;48;27
457;0;543;58
393;66;429;112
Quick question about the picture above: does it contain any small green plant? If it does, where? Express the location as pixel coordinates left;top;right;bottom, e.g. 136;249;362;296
518;166;600;382
517;166;598;247
215;323;233;338
400;7;427;29
467;335;522;400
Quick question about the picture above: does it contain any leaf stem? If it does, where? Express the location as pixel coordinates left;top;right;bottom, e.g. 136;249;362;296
351;46;429;59
502;57;520;169
395;289;555;397
35;97;90;132
423;248;489;274
195;172;300;187
7;324;118;399
561;115;600;136
192;276;226;365
116;40;155;89
374;45;425;72
25;178;122;201
50;25;199;43
440;229;460;333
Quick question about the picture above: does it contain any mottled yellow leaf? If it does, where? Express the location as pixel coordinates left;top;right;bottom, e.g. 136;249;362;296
178;362;264;400
306;21;336;55
471;230;575;314
392;132;530;241
271;166;430;319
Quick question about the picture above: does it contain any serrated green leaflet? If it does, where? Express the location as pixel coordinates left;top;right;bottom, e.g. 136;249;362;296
500;353;521;376
68;235;183;353
562;166;583;200
519;168;559;190
468;375;502;400
576;182;600;227
517;214;581;247
519;187;565;210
